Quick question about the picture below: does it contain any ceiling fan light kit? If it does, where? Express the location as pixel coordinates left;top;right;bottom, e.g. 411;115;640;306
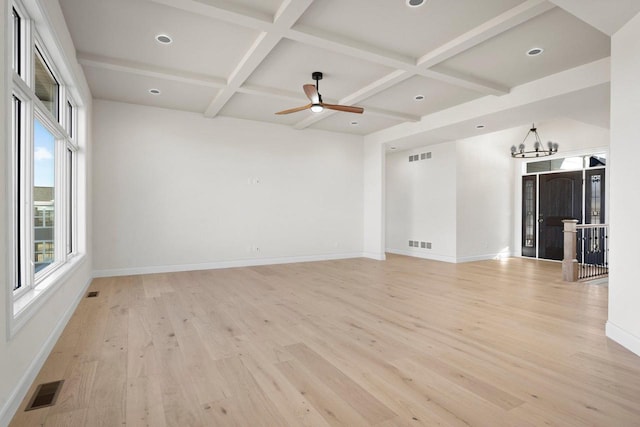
275;71;364;116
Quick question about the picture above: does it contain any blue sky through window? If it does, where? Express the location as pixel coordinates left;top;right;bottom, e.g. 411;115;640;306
34;119;55;187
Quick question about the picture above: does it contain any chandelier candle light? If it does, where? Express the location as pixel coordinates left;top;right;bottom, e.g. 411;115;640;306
511;123;559;158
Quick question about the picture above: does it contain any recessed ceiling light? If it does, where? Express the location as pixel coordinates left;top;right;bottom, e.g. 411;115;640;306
350;121;359;126
155;34;173;45
527;47;544;56
414;94;425;101
476;124;485;129
149;88;161;95
406;0;425;7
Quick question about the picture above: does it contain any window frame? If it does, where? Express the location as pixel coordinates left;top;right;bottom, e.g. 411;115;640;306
8;0;82;324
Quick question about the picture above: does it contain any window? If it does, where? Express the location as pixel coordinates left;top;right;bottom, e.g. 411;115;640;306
10;0;81;316
526;153;607;174
34;48;60;120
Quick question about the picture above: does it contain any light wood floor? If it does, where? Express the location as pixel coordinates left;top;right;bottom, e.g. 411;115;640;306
10;255;640;426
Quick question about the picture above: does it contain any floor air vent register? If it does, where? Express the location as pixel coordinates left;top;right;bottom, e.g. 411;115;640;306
25;380;64;411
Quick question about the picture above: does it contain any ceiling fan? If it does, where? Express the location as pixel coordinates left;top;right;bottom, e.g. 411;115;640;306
275;72;364;115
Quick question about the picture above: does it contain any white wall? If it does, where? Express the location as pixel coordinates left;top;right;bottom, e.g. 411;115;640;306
92;100;364;275
0;0;93;425
607;11;640;357
385;142;457;262
456;133;514;261
385;118;609;264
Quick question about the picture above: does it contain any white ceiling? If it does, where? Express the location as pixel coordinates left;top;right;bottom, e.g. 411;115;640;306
58;0;632;139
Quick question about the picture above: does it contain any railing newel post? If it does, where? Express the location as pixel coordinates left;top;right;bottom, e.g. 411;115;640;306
562;219;579;282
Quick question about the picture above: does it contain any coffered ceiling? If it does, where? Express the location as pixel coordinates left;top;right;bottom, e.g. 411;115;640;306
58;0;639;137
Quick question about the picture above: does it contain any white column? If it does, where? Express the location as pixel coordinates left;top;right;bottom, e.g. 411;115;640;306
608;10;640;357
362;140;385;260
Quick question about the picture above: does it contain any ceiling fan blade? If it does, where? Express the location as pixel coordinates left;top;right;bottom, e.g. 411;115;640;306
323;103;364;114
275;104;311;115
303;84;320;103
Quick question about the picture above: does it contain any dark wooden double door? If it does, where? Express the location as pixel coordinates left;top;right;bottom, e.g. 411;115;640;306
522;169;605;261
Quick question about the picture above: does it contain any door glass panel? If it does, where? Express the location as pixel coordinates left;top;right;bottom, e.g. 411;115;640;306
589;174;602;224
524;180;535;247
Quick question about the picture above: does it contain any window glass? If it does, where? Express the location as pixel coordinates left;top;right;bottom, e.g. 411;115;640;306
67;148;73;254
587;154;606;167
67;101;73;138
33;119;56;273
12;8;21;75
526;156;584;174
13;95;23;290
34;49;59;119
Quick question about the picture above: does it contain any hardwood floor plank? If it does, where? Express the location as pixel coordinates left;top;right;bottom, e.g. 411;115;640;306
9;255;640;426
285;342;397;424
276;359;371;426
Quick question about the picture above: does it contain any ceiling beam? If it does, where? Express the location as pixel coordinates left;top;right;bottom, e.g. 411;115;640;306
203;32;280;117
203;0;314;118
150;0;541;98
140;0;557;130
287;27;507;96
237;83;306;102
292;0;555;130
417;0;556;68
149;0;272;31
77;52;226;88
360;107;419;123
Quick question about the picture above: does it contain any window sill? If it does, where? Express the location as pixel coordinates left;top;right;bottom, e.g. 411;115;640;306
10;253;87;338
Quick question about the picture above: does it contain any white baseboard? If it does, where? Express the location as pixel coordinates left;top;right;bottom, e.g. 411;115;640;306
92;252;365;278
0;277;93;427
386;248;513;264
362;252;386;261
456;251;514;263
606;321;640;358
386;248;457;263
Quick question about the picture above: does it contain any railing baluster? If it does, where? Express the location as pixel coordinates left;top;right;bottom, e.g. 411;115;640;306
564;222;608;281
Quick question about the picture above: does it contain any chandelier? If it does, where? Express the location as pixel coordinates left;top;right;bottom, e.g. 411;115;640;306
511;124;559;158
